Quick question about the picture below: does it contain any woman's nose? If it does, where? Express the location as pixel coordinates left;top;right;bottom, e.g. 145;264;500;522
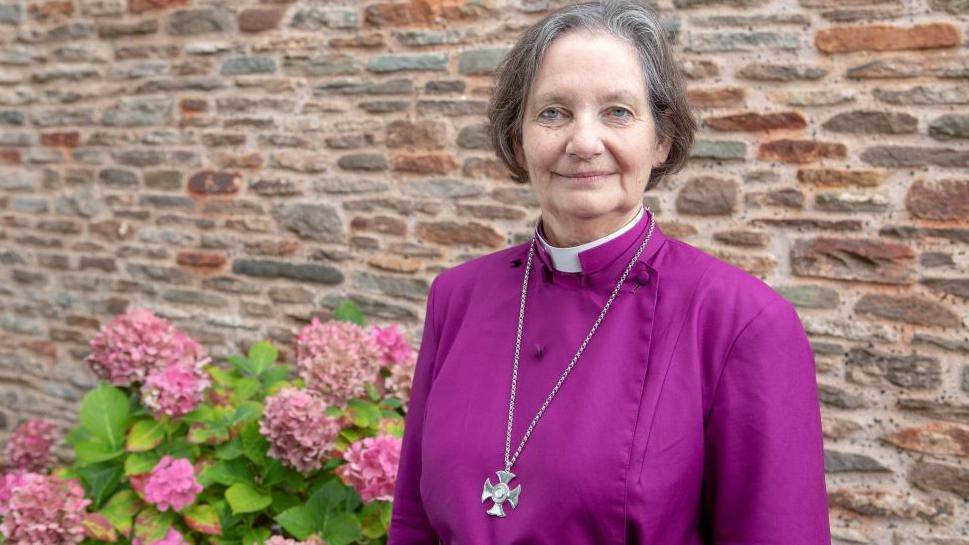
564;116;605;159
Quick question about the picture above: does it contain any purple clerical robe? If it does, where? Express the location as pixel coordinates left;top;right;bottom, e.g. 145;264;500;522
389;209;831;544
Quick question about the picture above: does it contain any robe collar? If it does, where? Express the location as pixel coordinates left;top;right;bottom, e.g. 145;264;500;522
537;206;645;273
519;206;667;290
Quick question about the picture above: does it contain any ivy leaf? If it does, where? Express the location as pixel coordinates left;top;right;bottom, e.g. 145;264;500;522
248;341;277;376
126;420;166;452
79;383;129;450
333;300;365;326
225;483;272;515
274;505;317;540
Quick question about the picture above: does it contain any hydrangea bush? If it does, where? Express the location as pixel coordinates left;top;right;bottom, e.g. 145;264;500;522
0;302;416;545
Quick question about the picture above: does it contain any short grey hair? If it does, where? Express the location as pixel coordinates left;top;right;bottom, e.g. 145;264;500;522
487;0;696;191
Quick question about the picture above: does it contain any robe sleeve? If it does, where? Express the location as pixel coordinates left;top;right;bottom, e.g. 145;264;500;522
388;277;442;545
701;298;831;544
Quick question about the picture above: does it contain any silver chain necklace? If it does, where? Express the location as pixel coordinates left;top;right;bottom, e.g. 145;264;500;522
481;205;656;517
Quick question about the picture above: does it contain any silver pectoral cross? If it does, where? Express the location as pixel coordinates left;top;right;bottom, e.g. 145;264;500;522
481;470;521;517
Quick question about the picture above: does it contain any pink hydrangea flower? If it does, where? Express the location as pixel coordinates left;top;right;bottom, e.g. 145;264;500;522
140;359;211;418
266;536;327;545
87;308;207;386
133;527;190;545
384;363;416;409
0;471;29;514
336;435;402;503
369;324;415;367
144;456;202;512
259;387;341;474
3;419;59;472
0;472;90;545
295;318;382;406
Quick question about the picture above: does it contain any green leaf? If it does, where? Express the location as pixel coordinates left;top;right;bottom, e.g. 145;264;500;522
274;505;317;540
202;460;254;487
264;459;305;491
230;377;261;403
227;355;256;376
208;367;234;387
126;419;166;452
188;423;230;445
229;402;262;426
242;528;271;545
124;451;160;475
248;341;277;375
360;501;392;539
321;512;361;545
81;512;117;542
184;504;222;536
215;438;245;461
100;489;141;536
333;300;365;326
79;463;124;508
308;479;346;529
132;507;175;544
381;397;403;409
347;399;381;429
74;438;125;465
270;490;302;515
79;383;129;450
261;365;292;390
65;425;91;446
225;483;272;515
365;382;380;402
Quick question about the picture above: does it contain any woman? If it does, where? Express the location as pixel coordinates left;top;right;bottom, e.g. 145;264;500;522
389;1;830;544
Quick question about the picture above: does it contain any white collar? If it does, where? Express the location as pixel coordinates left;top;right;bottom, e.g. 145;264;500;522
536;206;645;273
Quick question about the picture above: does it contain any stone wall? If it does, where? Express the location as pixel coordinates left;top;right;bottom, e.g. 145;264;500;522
0;0;967;542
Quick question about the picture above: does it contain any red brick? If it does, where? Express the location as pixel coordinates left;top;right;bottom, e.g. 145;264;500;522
686;86;746;109
187;171;242;194
243;238;300;257
0;150;21;165
905;178;969;221
855;293;960;328
796;168;887;188
417;221;504;248
816;23;960;53
365;0;491;27
351;215;408;236
791;237;915;284
40;131;81;147
177;250;226;268
329;34;387;49
180;98;207;114
386;120;448;150
129;0;190;13
393;153;459;174
882;422;969;458
238;8;285;33
29;0;73;21
758;139;847;163
705;111;807;132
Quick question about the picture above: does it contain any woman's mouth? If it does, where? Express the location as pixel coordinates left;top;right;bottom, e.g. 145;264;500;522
556;172;613;183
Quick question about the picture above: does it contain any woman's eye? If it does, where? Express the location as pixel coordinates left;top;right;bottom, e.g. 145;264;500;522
609;107;632;120
538;108;562;121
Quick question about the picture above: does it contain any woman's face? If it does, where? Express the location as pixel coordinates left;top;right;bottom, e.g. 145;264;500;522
518;30;671;244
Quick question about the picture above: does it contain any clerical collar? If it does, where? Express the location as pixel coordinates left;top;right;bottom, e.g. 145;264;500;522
536;206;645;273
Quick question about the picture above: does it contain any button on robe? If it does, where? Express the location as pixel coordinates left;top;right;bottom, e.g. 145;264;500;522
388;210;830;545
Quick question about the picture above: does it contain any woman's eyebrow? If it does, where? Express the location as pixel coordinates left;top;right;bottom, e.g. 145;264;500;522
530;90;643;105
